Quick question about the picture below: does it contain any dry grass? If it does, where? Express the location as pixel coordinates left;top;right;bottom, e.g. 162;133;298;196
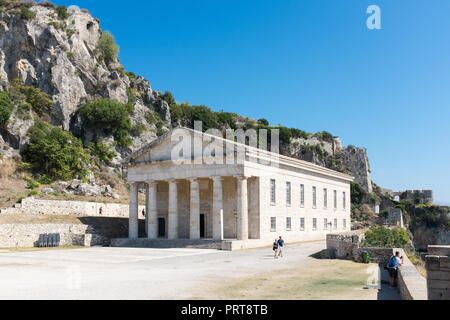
0;214;84;225
0;158;16;178
192;259;379;300
0;177;29;210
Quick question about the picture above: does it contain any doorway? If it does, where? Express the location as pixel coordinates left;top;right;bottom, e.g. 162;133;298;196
158;218;166;238
200;214;206;238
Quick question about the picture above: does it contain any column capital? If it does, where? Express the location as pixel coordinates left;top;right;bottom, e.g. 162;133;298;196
234;175;248;181
188;177;199;183
211;176;223;182
146;180;158;187
167;179;178;184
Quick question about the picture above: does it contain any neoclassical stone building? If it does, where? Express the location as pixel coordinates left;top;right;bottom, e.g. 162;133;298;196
125;128;353;245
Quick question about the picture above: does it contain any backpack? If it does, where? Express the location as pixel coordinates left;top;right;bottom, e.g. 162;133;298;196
387;256;398;269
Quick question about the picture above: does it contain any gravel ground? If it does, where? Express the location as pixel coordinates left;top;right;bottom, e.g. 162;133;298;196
0;241;399;300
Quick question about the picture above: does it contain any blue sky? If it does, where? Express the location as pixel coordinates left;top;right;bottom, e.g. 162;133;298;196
54;0;450;204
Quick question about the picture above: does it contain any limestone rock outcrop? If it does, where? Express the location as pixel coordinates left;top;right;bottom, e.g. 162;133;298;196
0;2;168;164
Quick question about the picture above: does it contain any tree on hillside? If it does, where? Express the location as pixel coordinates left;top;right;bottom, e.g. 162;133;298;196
97;31;119;64
21;122;89;181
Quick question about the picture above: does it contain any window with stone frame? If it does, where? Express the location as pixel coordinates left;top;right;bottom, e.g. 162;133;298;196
270;179;276;205
300;218;305;231
286;217;292;231
324;218;328;230
334;190;337;209
312;218;317;231
270;217;276;232
343;191;346;210
286;182;291;206
334;219;338;230
312;186;317;208
323;188;328;208
300;184;305;207
343;219;347;230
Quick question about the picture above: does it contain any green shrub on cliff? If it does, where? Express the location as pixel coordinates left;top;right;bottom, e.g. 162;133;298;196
77;99;132;147
89;140;117;165
360;226;409;248
21;122;89;181
97;31;119;64
55;5;69;20
0;91;12;123
20;6;36;20
9;79;53;117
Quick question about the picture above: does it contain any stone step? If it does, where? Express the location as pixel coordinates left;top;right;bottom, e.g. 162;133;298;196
110;238;223;250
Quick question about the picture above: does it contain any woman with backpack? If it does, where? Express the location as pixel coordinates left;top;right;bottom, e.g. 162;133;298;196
273;239;279;259
386;251;404;287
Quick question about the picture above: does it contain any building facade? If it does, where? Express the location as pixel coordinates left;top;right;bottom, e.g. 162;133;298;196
125;128;353;244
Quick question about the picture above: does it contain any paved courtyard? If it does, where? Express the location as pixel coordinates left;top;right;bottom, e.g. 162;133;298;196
0;241;399;300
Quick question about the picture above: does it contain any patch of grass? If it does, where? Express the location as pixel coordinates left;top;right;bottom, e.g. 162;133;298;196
199;259;376;300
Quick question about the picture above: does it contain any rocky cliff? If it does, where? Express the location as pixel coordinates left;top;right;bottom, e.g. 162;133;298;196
0;1;171;164
0;1;372;192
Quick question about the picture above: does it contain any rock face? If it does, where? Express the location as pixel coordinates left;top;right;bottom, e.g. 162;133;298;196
0;4;129;130
0;2;170;165
341;146;372;193
281;136;372;192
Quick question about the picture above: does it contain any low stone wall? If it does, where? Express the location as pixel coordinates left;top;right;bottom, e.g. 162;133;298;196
426;245;450;300
326;231;364;259
396;248;428;300
0;224;109;248
8;197;145;218
327;232;427;300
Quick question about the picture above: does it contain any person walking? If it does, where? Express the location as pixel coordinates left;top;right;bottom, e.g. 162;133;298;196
99;207;103;216
142;208;146;217
277;236;285;258
272;239;279;259
386;251;403;287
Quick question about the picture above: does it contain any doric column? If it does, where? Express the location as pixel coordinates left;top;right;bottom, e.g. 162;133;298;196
129;183;139;239
148;181;158;239
168;180;178;240
236;176;249;241
145;183;150;237
189;178;200;240
212;176;224;240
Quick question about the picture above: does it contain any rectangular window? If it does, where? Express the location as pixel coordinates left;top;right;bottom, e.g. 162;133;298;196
300;218;305;231
312;187;317;208
323;188;328;208
334;190;337;209
334;219;338;230
343;219;347;230
324;218;328;230
343;192;346;210
312;218;317;231
300;184;305;207
286;217;292;231
286;182;291;206
270;179;276;205
270;217;276;232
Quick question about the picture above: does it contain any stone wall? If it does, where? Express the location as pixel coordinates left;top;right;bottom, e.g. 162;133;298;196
396;248;428;300
326;232;428;300
399;190;433;204
426;245;450;300
387;208;404;228
7;197;145;218
0;224;109;248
